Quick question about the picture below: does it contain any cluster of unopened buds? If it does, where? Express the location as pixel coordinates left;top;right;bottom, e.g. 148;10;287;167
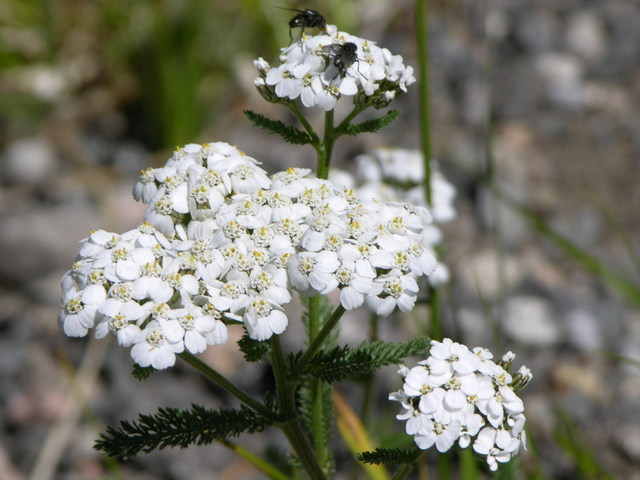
59;142;440;369
254;24;415;110
390;338;532;471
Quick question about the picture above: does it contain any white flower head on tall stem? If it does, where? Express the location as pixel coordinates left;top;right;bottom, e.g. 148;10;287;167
391;339;531;470
61;141;446;369
254;24;415;109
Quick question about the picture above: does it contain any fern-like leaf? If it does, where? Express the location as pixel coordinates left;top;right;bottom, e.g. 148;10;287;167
95;404;272;460
131;364;155;380
356;447;422;466
244;110;314;145
238;334;270;362
340;110;400;136
304;337;430;383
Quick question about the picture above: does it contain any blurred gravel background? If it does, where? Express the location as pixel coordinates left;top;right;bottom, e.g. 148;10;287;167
1;1;639;479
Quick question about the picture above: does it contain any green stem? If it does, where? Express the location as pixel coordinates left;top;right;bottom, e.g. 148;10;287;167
429;286;442;341
308;295;321;340
317;110;335;179
310;377;328;465
293;304;346;378
416;0;432;206
459;447;479;478
288;102;321;145
218;439;290;480
281;420;327;480
270;337;327;480
416;0;441;342
270;336;293;419
437;451;452;480
306;296;330;466
335;105;364;132
481;9;507;352
178;352;273;418
360;313;379;426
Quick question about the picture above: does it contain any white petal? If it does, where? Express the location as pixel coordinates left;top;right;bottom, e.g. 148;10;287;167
116;260;140;281
184;330;207;353
340;287;364;310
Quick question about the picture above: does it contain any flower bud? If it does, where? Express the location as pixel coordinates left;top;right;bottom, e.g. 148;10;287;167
500;351;516;369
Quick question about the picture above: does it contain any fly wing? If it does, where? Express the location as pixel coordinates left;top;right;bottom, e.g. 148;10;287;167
320;44;343;59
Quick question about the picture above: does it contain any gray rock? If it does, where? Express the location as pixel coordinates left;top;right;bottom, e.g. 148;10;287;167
551;207;603;251
612;424;640;463
620;317;640;377
113;142;149;177
457;308;493;347
515;8;560;53
502;295;562;347
564;308;603;350
477;183;530;247
456;249;525;300
2;138;57;187
535;53;585;110
0;205;98;284
565;11;606;65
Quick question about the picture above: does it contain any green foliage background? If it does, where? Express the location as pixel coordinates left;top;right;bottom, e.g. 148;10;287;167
0;0;365;148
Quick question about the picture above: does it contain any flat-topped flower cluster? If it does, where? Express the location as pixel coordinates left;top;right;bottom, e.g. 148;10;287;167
390;339;531;471
330;147;457;286
352;148;457;224
254;25;415;110
59;142;439;369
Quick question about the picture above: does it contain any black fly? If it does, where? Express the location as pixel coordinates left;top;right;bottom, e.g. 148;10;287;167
321;42;359;80
279;8;327;41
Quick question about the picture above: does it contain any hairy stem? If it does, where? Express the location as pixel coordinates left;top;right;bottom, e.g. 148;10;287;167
416;0;432;205
179;352;273;418
335;105;364;132
270;337;327;480
416;0;442;342
288;102;321;145
360;312;379;427
306;296;330;466
293;304;346;378
317;110;335;179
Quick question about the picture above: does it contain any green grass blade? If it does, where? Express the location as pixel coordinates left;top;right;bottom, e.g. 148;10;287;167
498;189;640;308
598;349;640;368
554;406;615;479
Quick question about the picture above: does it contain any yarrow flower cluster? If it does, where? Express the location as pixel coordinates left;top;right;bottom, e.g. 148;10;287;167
254;25;415;111
352;148;457;224
390;338;532;471
59;142;439;369
330;147;457;286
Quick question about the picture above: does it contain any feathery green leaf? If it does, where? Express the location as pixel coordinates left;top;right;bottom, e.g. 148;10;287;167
131;364;155;380
95;403;272;460
340;110;400;136
244;110;314;145
238;334;271;362
303;337;430;383
356;447;422;466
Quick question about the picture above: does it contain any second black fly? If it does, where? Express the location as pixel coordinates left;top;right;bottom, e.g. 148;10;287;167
321;42;358;79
